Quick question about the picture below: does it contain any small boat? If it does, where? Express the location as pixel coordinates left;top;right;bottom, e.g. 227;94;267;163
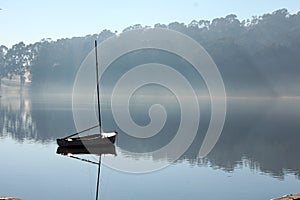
56;132;117;148
56;40;117;148
56;41;114;200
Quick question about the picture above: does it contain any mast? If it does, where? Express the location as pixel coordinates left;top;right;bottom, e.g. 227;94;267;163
95;156;101;200
94;40;102;133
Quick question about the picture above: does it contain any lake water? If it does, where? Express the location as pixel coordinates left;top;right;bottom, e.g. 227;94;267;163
0;92;299;200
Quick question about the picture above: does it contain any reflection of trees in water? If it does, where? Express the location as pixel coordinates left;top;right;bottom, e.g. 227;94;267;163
31;108;75;141
29;94;75;141
0;94;37;142
0;94;299;179
205;99;300;180
0;93;75;142
117;99;300;180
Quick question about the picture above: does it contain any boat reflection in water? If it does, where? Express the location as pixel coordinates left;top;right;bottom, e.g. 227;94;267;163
56;144;116;156
56;143;116;200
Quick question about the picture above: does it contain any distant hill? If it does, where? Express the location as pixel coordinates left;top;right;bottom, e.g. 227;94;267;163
0;8;299;96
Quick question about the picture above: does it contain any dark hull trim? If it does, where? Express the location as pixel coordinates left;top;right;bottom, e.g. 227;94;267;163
56;134;116;148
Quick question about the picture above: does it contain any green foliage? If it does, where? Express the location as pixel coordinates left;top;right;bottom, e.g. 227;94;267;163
30;30;115;91
0;9;299;95
0;45;8;78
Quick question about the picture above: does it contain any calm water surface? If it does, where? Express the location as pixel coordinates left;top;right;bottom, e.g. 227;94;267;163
0;93;299;200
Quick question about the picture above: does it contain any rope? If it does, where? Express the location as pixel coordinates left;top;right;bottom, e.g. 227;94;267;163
62;125;99;139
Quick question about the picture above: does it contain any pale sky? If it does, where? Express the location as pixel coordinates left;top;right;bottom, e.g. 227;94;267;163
0;0;299;47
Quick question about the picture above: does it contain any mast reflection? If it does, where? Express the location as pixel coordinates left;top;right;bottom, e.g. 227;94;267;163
56;144;116;200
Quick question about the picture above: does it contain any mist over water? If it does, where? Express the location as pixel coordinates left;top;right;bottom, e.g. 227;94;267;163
0;75;299;200
1;8;300;199
1;89;300;175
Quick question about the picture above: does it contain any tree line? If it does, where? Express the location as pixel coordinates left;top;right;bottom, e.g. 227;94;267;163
0;8;299;95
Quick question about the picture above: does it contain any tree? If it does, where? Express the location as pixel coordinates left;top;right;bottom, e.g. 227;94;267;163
4;42;36;86
122;24;144;32
0;45;8;86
